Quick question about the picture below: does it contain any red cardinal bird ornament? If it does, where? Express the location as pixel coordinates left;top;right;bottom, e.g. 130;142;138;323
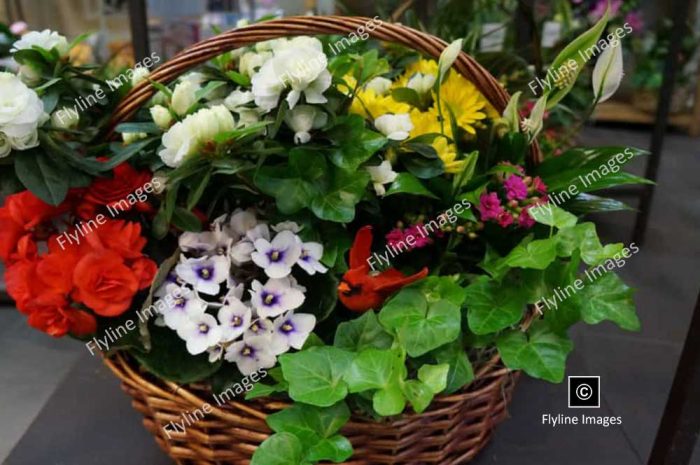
338;226;428;312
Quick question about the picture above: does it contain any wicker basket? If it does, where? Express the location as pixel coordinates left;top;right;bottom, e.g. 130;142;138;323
105;16;540;465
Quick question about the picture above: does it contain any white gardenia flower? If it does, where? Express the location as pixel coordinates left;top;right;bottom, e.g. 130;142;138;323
252;36;331;111
150;105;172;129
366;160;398;196
592;41;624;104
171;80;199;116
224;89;255;112
218;297;252;342
374;113;413;141
365;77;392;95
50;107;79;129
297;241;328;275
12;29;69;55
224;335;277;376
269;311;316;355
239;51;272;77
250;277;305;318
407;73;436;94
131;67;150;86
175;255;230;295
180;313;223;355
159;105;235;167
251;230;302;278
0;72;46;150
284;105;327;144
0;133;11;158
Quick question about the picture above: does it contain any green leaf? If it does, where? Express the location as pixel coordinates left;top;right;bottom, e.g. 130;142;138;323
114;121;161;134
402;153;444;179
131;325;222;384
333;311;393;351
528;203;578;229
172;207;202;232
391;87;421;107
344;348;404;393
556;223;624;265
479;246;509;281
496;321;573;383
226;70;251;87
307;435;353;463
465;276;528;335
372;383;406;416
194;80;227;101
431;339;474;394
279;346;354;407
15;149;69;205
505;237;558;270
327;115;387;172
310;166;370;223
573;272;639;331
564;193;634;214
379;289;461;357
415;276;467;307
267;402;350;446
417;364;449;394
401;380;434;413
384;172;439;199
251;432;305;465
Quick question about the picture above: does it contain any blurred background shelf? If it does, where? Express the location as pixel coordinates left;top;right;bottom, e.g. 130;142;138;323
594;100;700;136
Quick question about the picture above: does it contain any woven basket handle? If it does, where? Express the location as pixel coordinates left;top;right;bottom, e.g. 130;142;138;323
109;15;541;163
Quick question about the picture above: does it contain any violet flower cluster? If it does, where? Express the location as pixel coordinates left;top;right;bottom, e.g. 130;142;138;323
154;210;326;375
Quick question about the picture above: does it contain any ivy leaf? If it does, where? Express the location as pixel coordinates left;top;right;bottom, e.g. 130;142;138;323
528;203;578;229
465;276;529;335
279;346;354;407
415;276;467;307
267;402;350;446
344;348;404;393
573;272;639;331
431;339;474;394
306;435;353;463
417;364;450;394
379;290;461;357
333;311;393;351
251;432;305;465
496;321;573;383
372;383;406;416
311;166;370;223
505;237;558;270
384;172;439;199
556;223;624;265
327;115;387;172
401;380;434;413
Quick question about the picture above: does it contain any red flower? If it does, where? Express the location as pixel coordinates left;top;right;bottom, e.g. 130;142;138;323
5;259;39;314
131;257;158;290
26;294;96;337
87;219;148;259
84;163;152;212
72;250;139;317
4;190;62;230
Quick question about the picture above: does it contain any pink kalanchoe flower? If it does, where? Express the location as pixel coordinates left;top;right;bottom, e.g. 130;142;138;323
405;224;432;248
497;211;514;228
478;192;504;221
386;224;432;250
532;176;548;195
385;228;407;248
518;207;536;229
504;175;529;201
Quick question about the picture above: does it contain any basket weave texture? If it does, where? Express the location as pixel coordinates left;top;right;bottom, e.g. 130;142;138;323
106;15;539;464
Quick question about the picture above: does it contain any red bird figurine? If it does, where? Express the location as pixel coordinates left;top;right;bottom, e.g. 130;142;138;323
338;226;428;312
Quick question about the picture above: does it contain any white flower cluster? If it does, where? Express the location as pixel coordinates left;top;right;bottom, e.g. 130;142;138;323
0;72;47;158
154;210;327;376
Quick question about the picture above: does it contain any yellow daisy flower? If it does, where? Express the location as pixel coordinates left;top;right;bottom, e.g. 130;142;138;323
395;58;439;88
409;108;464;174
350;88;410;121
434;72;497;134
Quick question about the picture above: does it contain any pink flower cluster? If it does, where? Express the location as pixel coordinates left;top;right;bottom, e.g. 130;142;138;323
386;223;433;250
477;167;548;229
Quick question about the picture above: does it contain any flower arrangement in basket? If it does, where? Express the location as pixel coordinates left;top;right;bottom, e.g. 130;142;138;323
0;9;649;465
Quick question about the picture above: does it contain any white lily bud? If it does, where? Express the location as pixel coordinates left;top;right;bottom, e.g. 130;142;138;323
131;67;150;86
438;39;463;82
51;107;79;129
374;113;413;141
592;42;623;104
123;132;147;145
171;80;198;116
150;105;173;129
521;96;547;142
501;91;522;133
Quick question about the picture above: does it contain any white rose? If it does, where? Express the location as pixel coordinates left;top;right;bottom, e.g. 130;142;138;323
171;80;199;116
0;72;46;145
224;89;255;111
12;29;69;55
51;107;79;129
18;65;41;86
150;105;173;129
365;77;392;95
0;132;11;158
8;130;39;150
131;67;150;86
374;113;413;141
159;105;235;167
284;105;327;144
407;73;436;94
